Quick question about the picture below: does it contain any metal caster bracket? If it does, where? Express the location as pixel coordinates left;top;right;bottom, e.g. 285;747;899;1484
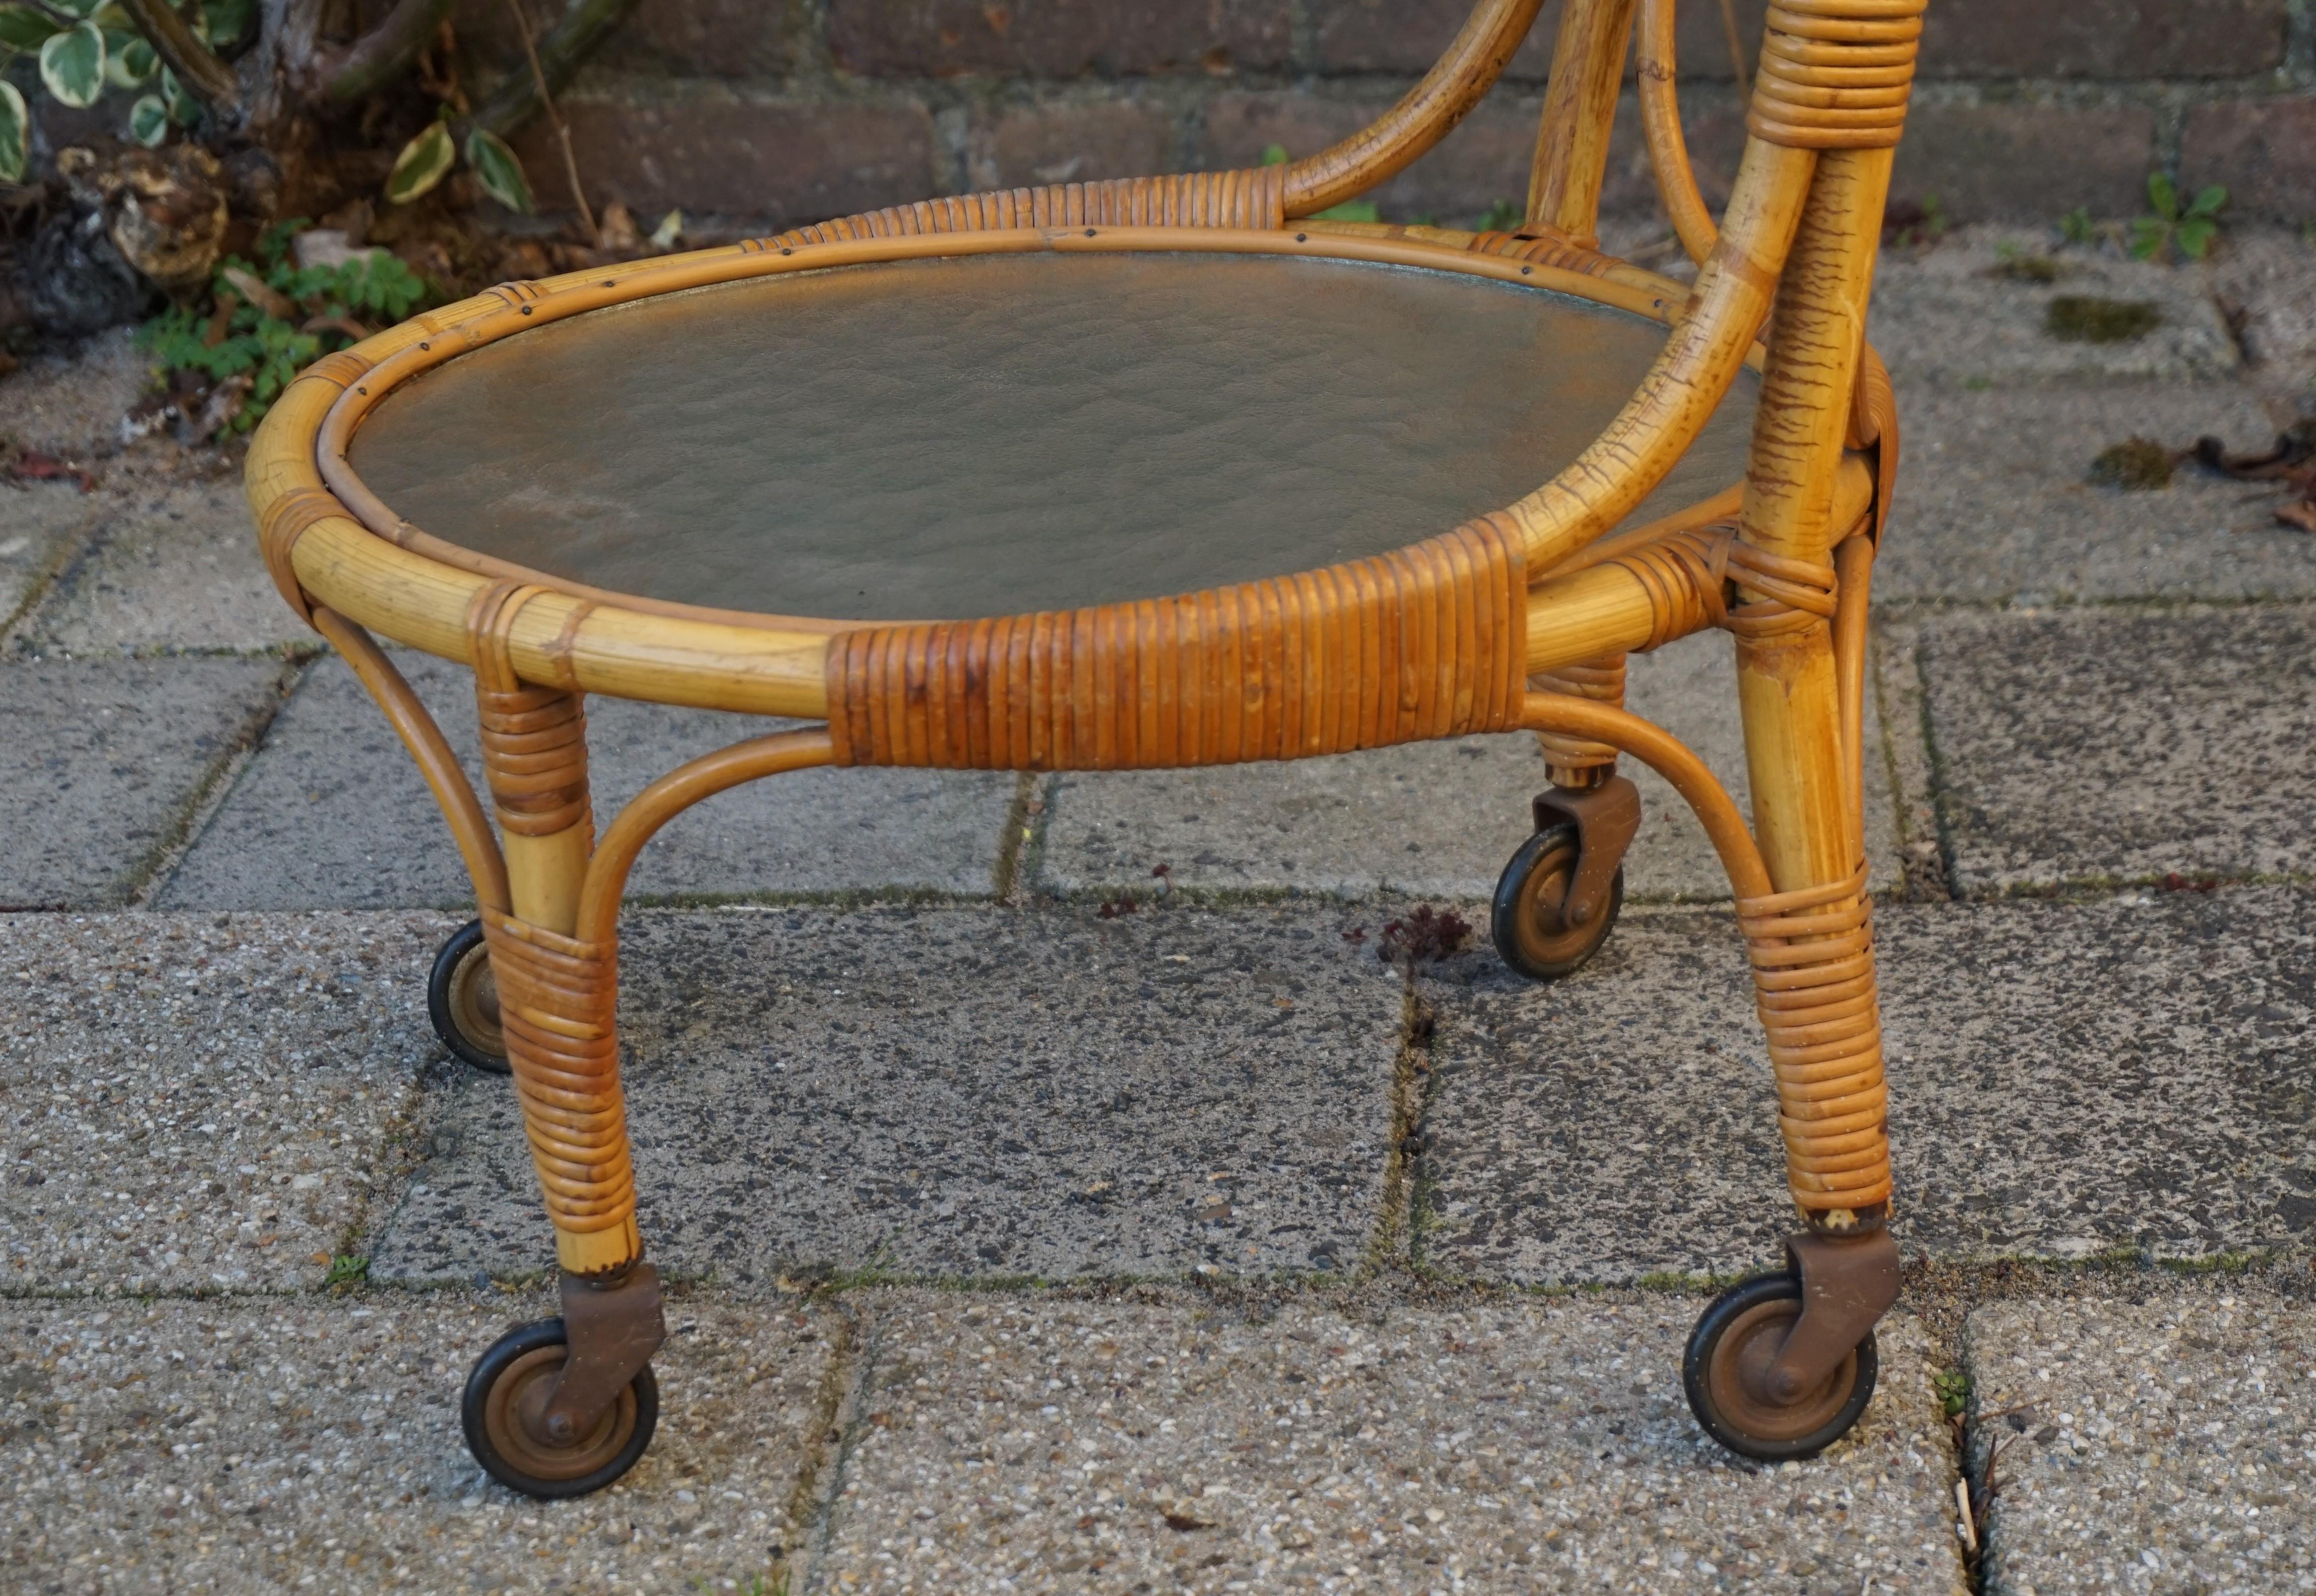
522;1262;667;1447
1756;1227;1900;1407
1530;774;1641;931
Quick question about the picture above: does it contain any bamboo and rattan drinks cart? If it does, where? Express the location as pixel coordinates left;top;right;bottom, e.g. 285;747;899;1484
248;0;1921;1497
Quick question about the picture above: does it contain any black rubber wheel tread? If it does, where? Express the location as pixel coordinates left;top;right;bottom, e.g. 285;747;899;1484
1682;1272;1879;1462
461;1317;659;1499
1490;823;1623;981
429;917;511;1074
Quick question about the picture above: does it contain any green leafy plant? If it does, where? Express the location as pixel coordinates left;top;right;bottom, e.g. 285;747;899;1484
385;112;536;213
1882;192;1948;249
2131;172;2225;261
1933;1369;1970;1420
1474;197;1524;233
323;1254;370;1286
0;0;240;175
2058;206;2096;245
138;218;437;438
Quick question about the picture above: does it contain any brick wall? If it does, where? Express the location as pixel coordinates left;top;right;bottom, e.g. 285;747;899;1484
467;0;2316;235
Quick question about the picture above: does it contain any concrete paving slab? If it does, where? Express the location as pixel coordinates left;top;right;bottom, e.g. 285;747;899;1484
1414;887;2316;1283
815;1290;1967;1594
1871;621;1947;897
0;1289;839;1593
370;903;1403;1284
1;484;97;634
13;473;310;656
1965;1287;2316;1596
1875;379;2316;604
2206;226;2316;409
0;327;151;457
156;648;1017;909
1033;635;1900;905
0;657;287;909
1;911;450;1296
1917;604;2316;892
1869;242;2240;386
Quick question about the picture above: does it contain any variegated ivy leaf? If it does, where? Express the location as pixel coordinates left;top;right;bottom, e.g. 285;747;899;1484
127;91;166;147
385;120;456;205
161;63;199;125
201;0;255;47
464;129;533;214
0;5;64;51
51;0;102;16
88;1;131;26
39;20;105;108
0;80;27;185
103;28;155;87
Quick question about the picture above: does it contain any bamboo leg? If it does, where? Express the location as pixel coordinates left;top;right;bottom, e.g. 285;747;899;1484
466;585;641;1280
1730;147;1896;1235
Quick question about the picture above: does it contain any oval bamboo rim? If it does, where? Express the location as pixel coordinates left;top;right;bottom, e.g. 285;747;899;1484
252;224;1750;717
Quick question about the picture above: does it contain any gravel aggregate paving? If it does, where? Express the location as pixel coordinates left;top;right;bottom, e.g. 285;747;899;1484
1416;888;2316;1282
1034;635;1900;905
1966;1287;2316;1596
1874;379;2316;604
1916;604;2316;891
3;911;451;1295
0;658;288;909
816;1290;1968;1594
370;903;1406;1284
0;1290;840;1593
1;483;97;632
159;649;1017;909
1868;244;2239;386
11;474;312;657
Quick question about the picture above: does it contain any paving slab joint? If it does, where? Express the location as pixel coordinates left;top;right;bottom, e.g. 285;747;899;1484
0;497;104;649
990;770;1038;901
118;653;317;907
1909;627;1970;902
788;1303;879;1596
1364;979;1435;1277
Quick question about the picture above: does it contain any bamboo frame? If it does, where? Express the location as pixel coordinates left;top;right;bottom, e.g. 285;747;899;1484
245;0;1926;1450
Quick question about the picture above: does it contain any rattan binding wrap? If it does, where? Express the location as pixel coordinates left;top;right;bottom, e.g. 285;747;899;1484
476;906;639;1251
768;167;1288;248
1531;655;1626;785
463;582;638;1261
826;518;1528;770
467;581;594;840
1748;0;1927;150
1738;863;1890;1213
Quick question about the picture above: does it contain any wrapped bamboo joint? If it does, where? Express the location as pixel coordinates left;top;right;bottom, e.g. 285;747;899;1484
247;0;1926;1494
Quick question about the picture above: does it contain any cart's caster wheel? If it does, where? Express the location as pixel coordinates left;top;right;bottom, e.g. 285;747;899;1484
1491;823;1622;981
429;918;509;1074
1683;1272;1879;1462
462;1318;658;1499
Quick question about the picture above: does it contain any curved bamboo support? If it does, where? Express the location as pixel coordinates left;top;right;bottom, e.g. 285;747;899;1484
1281;0;1547;216
1518;692;1770;898
1492;138;1817;573
1832;531;1875;833
577;728;836;944
311;606;512;914
1638;0;1722;263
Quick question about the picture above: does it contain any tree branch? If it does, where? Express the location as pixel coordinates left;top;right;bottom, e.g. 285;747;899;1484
116;0;242;113
469;0;637;139
320;0;456;106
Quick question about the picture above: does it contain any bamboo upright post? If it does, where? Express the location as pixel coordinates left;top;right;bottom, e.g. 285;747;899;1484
1527;0;1639;243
